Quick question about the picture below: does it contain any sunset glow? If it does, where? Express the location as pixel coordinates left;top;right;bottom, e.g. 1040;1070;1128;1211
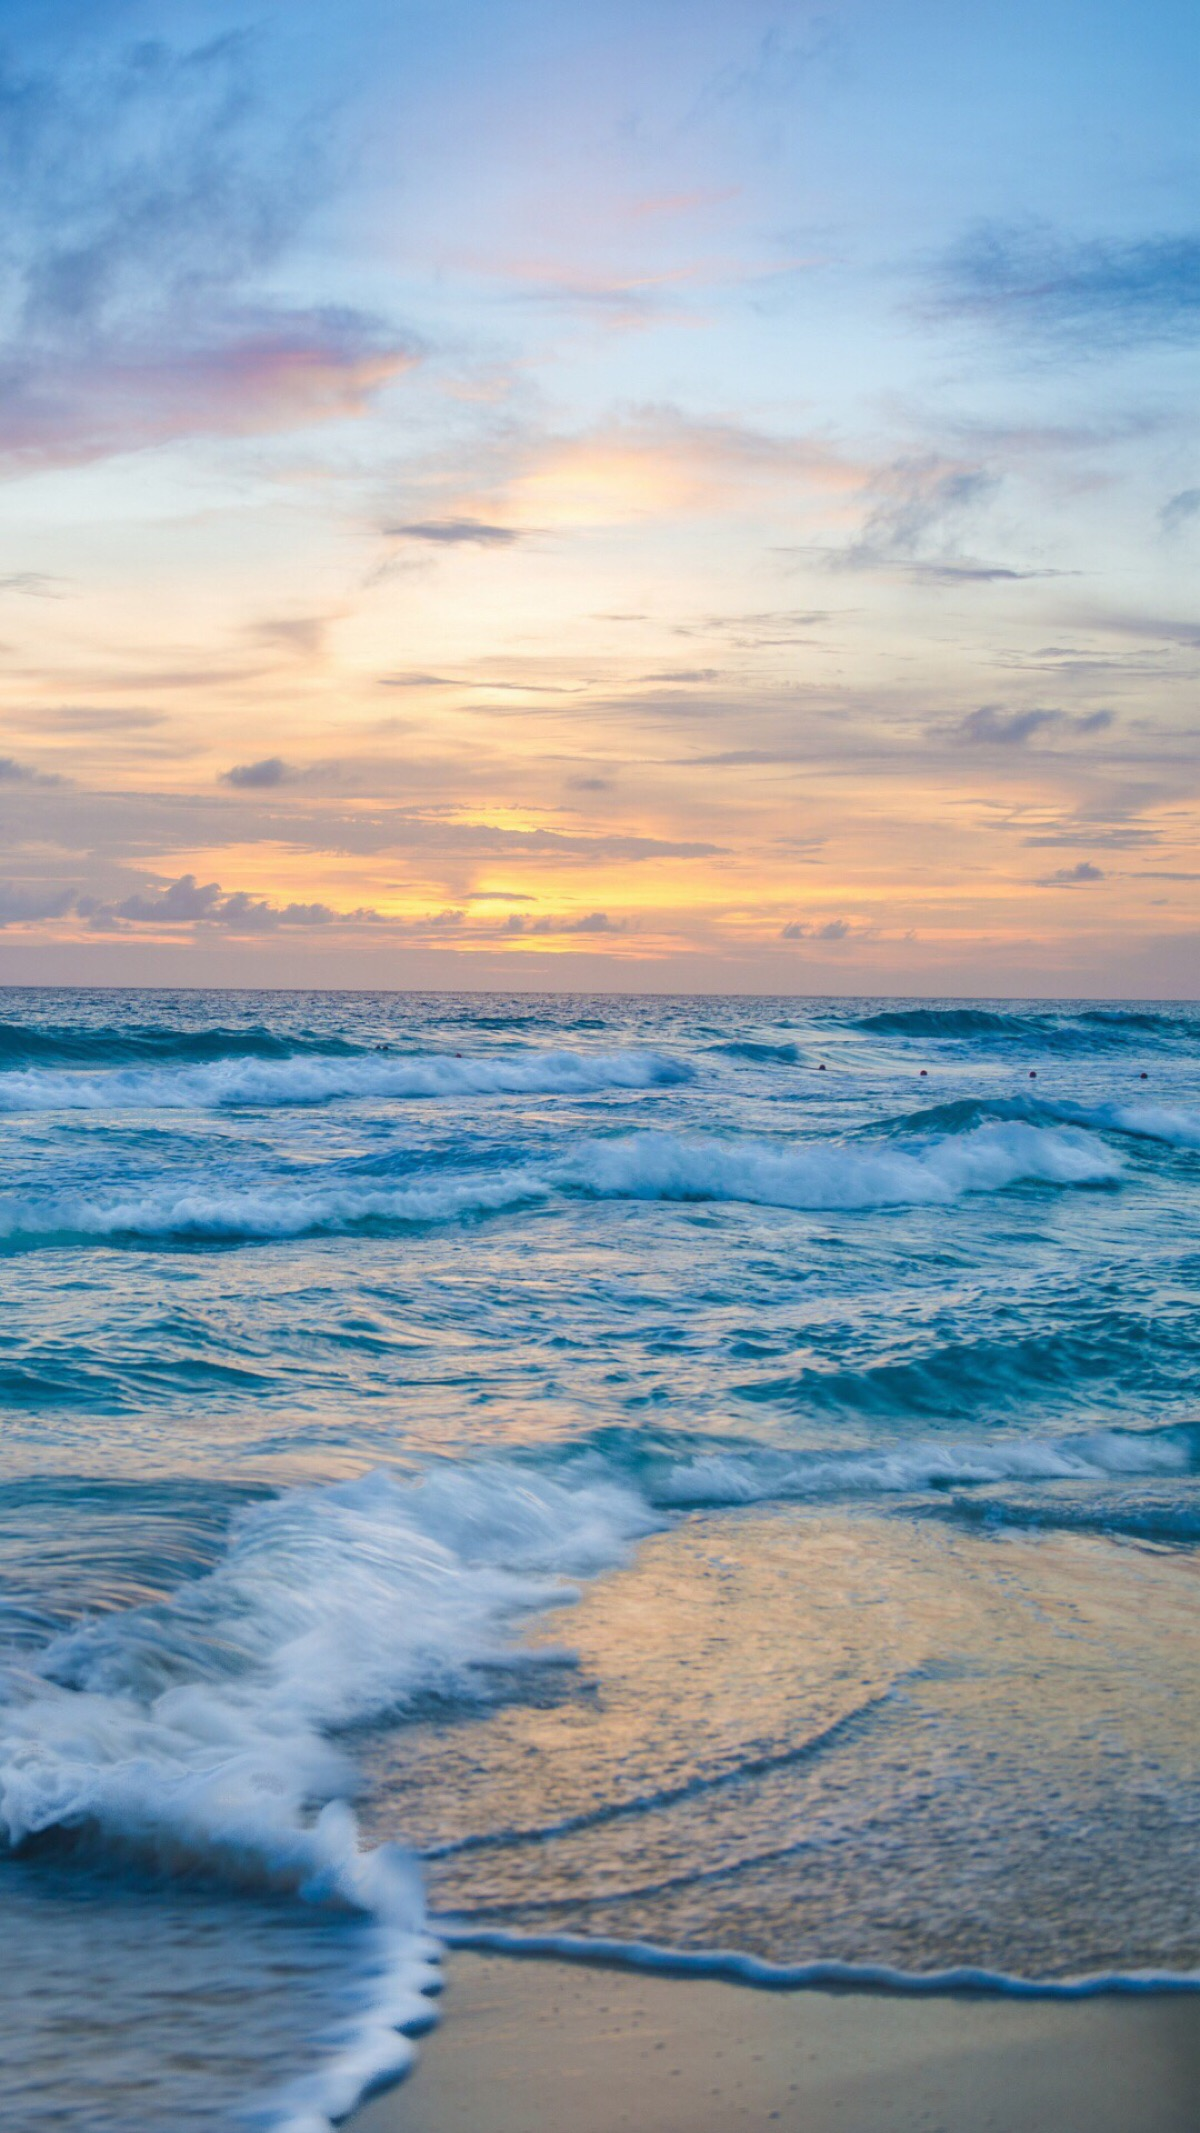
1;0;1195;993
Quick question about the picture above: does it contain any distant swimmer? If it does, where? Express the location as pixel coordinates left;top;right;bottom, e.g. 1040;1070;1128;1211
817;1062;826;1071
919;1069;927;1077
1140;1071;1148;1079
1029;1070;1037;1078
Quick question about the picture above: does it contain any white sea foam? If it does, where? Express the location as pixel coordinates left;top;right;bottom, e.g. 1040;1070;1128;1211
0;1121;1121;1246
435;1925;1200;1998
561;1121;1120;1209
0;1047;691;1113
649;1425;1194;1509
0;1465;655;2132
1055;1099;1200;1150
0;1169;551;1243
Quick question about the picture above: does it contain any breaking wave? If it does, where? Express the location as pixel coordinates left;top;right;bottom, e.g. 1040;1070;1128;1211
642;1422;1198;1510
0;1048;692;1114
0;1464;655;2130
852;1005;1195;1049
0;1023;363;1070
882;1093;1200;1151
0;1121;1120;1246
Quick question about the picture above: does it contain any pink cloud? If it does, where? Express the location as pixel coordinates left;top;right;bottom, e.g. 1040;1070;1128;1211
0;310;416;471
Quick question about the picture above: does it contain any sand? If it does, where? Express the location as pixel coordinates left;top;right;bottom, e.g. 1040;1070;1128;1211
350;1951;1200;2133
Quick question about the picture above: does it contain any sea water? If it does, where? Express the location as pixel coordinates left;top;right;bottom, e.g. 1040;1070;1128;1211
0;988;1197;2127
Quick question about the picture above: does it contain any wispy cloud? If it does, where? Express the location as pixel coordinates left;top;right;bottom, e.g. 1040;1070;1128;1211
1160;488;1200;535
504;909;625;934
220;756;293;790
0;571;66;597
1037;861;1105;886
930;220;1200;347
0;32;413;466
780;917;858;940
82;873;382;932
823;455;1011;577
941;704;1113;747
0;881;75;925
385;519;522;545
0;754;64;784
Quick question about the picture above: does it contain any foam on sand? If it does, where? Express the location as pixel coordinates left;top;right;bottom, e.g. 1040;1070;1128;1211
434;1924;1200;1996
0;1464;655;2131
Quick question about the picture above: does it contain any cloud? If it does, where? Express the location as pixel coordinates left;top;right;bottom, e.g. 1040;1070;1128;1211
88;873;381;931
569;910;622;934
1160;489;1200;535
0;571;66;597
780;918;854;940
1022;827;1160;849
505;910;626;935
385;519;522;546
250;617;328;659
898;562;1061;584
376;672;457;688
221;756;292;789
931;221;1200;346
832;456;997;574
0;308;413;468
942;704;1113;747
642;668;722;683
0;35;414;466
0;881;75;925
0;754;62;784
1088;612;1200;650
29;706;166;732
1037;862;1105;886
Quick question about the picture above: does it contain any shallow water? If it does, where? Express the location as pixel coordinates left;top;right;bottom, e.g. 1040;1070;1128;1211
0;988;1197;2125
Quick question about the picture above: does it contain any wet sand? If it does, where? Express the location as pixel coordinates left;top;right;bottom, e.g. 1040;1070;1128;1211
351;1952;1200;2133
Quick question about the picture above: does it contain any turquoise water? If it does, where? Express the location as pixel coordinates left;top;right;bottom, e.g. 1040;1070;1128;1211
1;989;1198;2126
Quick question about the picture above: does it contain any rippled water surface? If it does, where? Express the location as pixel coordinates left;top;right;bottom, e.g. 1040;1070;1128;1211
1;988;1197;2126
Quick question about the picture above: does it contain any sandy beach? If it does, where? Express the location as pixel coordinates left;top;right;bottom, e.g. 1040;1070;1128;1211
351;1952;1200;2133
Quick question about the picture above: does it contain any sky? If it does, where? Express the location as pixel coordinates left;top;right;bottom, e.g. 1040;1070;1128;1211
0;0;1196;995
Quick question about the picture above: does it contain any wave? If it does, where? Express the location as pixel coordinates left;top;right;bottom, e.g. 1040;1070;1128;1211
433;1924;1200;1997
0;1122;1120;1246
559;1121;1120;1210
423;1694;893;1864
855;1007;1021;1039
0;1022;362;1069
853;1005;1195;1049
883;1093;1200;1152
0;1047;691;1114
918;1489;1200;1547
0;1169;552;1244
0;1463;655;2130
5;1430;1196;2117
643;1422;1198;1511
710;1040;803;1064
1064;1098;1200;1150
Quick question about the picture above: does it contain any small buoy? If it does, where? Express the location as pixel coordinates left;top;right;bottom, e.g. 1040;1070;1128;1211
1029;1070;1037;1079
919;1069;927;1077
1140;1071;1148;1080
817;1062;826;1072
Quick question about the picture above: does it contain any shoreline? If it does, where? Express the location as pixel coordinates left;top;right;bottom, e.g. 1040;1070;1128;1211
349;1949;1200;2133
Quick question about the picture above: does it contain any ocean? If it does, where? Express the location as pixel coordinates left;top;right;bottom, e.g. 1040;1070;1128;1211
1;987;1197;2129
